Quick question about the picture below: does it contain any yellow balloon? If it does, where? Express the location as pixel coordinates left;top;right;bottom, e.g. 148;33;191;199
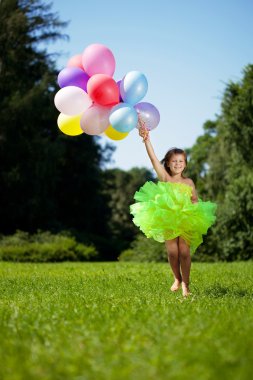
57;113;83;136
104;125;129;141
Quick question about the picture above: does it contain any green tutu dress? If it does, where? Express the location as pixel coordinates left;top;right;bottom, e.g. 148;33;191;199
130;181;217;254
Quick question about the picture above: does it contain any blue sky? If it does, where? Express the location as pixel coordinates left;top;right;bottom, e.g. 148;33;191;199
48;0;253;171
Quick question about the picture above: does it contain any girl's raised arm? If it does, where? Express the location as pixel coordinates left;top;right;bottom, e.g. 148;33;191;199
139;126;170;182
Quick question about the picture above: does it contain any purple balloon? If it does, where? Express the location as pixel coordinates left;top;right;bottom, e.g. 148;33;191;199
117;80;123;102
134;102;160;130
58;67;90;92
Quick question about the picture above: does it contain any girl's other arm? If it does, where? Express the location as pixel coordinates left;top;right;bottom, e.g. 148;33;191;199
139;126;170;181
187;179;198;203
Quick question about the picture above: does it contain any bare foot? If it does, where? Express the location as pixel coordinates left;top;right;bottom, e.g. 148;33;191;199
182;282;191;297
170;279;181;292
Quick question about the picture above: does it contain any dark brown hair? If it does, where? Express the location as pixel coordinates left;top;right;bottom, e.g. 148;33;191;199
161;148;188;177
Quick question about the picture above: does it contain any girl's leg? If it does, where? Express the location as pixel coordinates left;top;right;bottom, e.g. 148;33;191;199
165;238;182;291
178;237;191;296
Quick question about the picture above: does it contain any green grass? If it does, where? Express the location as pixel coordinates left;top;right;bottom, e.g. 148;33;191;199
0;261;252;380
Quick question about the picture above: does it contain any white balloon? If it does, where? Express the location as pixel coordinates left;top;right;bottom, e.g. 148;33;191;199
54;86;92;115
80;105;111;135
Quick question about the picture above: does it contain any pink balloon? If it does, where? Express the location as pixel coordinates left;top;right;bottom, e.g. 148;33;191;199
80;105;111;135
67;54;84;70
54;86;92;116
82;44;115;77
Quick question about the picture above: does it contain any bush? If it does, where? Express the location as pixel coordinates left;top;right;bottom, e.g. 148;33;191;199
0;231;98;262
119;235;167;262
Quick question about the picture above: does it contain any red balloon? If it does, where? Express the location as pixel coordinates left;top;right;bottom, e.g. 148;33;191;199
87;74;119;106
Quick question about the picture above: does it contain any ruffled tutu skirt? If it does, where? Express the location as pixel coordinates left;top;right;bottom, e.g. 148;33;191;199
130;181;217;254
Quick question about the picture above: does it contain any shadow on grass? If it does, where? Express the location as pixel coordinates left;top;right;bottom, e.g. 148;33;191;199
204;284;252;298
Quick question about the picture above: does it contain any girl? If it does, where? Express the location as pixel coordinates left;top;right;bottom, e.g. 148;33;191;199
130;122;217;297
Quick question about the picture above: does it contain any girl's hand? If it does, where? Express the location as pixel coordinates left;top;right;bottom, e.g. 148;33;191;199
138;117;150;142
139;126;150;142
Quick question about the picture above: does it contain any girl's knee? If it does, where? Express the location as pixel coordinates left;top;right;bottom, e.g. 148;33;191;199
165;243;178;258
168;249;178;259
165;238;179;259
179;249;190;260
178;238;190;259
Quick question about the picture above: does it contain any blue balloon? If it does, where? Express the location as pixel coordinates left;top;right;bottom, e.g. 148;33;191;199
109;103;138;133
120;71;148;105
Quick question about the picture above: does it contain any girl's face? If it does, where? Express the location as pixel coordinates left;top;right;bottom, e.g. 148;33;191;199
167;154;186;175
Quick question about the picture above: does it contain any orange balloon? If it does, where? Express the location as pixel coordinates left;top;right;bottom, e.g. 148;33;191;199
67;54;84;70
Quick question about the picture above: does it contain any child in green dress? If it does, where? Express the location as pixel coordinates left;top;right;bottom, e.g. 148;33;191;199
130;122;216;296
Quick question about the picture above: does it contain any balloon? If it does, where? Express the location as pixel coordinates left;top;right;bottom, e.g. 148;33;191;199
120;71;148;105
109;103;138;133
87;74;119;106
54;86;92;115
67;54;84;70
104;125;129;141
55;44;156;144
82;43;115;77
117;80;123;102
134;102;160;130
57;113;83;136
80;105;111;135
58;67;89;92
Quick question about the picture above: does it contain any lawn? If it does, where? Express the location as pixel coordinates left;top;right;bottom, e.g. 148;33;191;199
0;261;252;380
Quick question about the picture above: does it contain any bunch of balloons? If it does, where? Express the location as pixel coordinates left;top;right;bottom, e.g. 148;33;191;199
54;43;160;140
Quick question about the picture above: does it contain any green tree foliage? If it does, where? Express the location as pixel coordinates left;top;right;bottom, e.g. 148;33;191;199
0;0;115;258
102;167;155;256
187;65;253;261
185;120;217;197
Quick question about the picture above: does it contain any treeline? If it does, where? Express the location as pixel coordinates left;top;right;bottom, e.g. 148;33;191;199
0;0;252;262
185;65;253;261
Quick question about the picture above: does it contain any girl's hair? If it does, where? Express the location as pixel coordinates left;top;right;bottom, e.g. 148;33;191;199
161;148;188;177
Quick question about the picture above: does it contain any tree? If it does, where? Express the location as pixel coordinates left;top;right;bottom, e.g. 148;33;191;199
185;120;217;198
211;66;253;260
0;0;115;255
0;0;65;231
186;65;253;260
